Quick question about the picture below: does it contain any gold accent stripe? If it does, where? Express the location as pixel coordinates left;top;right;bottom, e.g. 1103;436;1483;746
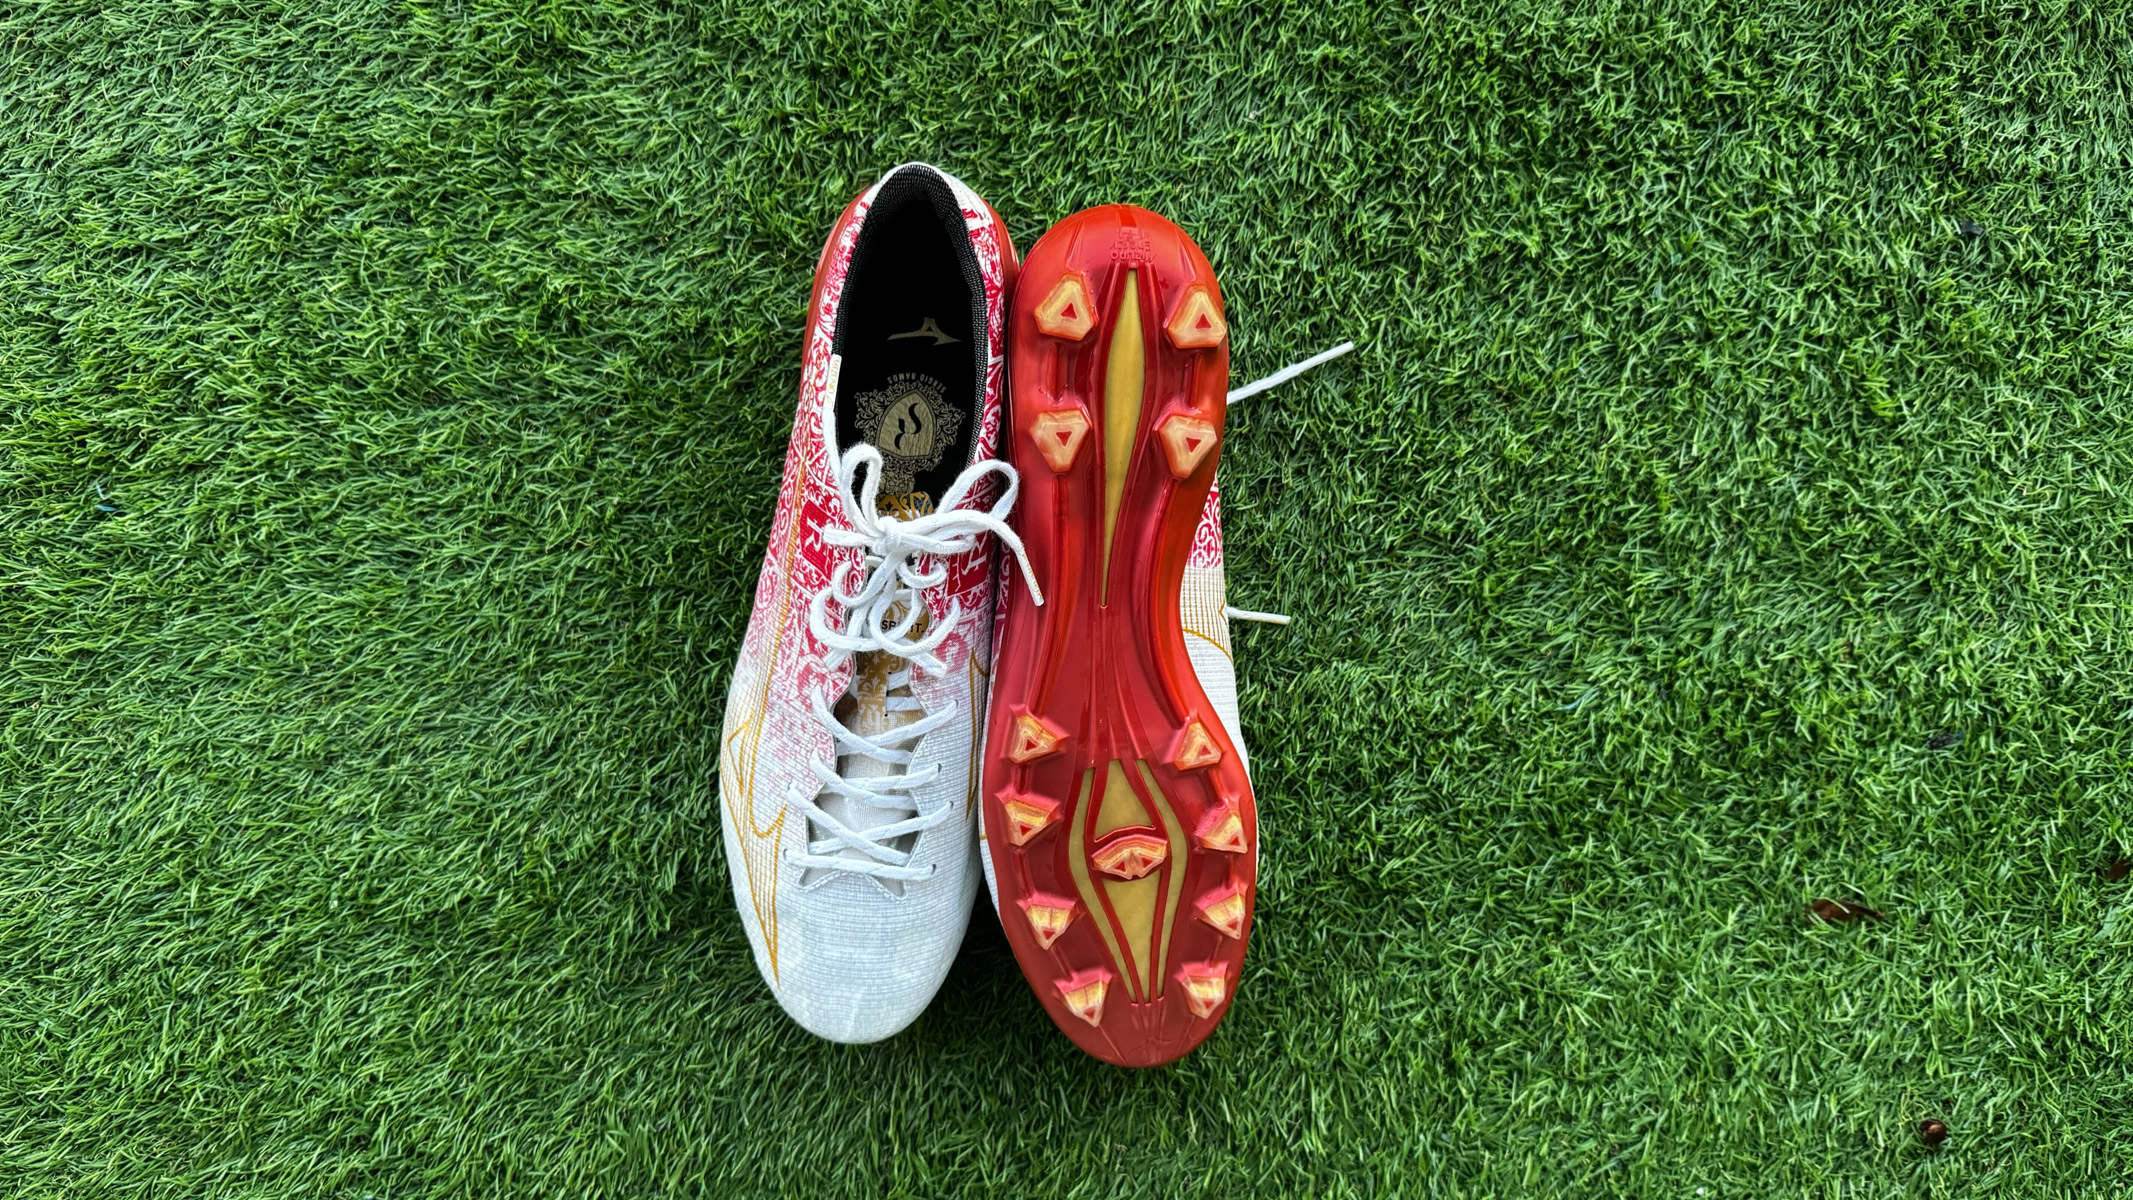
1182;628;1234;665
721;434;813;981
1099;268;1143;605
1137;760;1191;998
1067;769;1139;999
963;652;986;814
1099;762;1158;995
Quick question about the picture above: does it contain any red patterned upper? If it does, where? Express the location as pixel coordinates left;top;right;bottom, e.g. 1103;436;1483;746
721;166;1018;977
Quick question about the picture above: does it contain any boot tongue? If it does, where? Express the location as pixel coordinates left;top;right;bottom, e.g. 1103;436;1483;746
833;650;922;791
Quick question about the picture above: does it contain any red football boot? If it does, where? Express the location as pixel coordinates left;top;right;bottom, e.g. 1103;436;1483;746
979;205;1256;1067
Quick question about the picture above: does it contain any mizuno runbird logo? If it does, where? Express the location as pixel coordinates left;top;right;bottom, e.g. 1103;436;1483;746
889;317;958;345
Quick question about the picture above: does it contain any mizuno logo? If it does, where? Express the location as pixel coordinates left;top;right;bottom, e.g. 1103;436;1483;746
888;317;958;345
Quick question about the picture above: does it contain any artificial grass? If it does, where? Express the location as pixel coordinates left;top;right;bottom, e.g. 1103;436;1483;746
3;0;2131;1195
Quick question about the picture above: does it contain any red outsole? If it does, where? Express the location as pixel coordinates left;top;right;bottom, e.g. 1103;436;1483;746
982;206;1256;1067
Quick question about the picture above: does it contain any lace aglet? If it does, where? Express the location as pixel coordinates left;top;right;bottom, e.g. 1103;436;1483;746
1003;541;1045;608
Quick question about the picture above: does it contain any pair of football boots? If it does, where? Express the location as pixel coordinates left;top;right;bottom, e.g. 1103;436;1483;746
718;163;1337;1067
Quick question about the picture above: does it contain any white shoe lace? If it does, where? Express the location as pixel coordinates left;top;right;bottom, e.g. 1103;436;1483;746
1220;339;1355;626
785;443;1042;882
1226;340;1354;405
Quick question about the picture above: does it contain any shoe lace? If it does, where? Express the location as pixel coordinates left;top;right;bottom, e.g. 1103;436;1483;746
1220;340;1355;626
785;443;1043;882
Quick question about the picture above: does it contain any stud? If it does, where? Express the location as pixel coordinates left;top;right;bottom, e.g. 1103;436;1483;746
1196;884;1248;939
1034;274;1095;340
1018;893;1080;949
998;790;1060;847
1029;407;1091;472
1057;968;1111;1026
1157;413;1219;478
1165;285;1226;349
1091;833;1169;881
1170;720;1222;771
1006;710;1065;764
1175;962;1230;1018
1194;802;1247;854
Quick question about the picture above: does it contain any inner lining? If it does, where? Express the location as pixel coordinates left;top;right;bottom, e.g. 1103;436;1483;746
831;169;985;513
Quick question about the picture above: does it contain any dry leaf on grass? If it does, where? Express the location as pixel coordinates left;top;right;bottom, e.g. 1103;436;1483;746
1807;898;1884;924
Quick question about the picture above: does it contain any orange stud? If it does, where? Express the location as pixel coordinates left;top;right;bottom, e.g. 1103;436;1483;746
1157;413;1219;478
1194;802;1248;855
1175;962;1230;1018
1165;285;1226;349
1091;833;1169;880
1170;720;1222;771
1196;885;1248;939
1029;407;1091;472
998;790;1061;847
1018;893;1080;949
1057;968;1111;1026
1034;274;1095;340
1006;711;1065;764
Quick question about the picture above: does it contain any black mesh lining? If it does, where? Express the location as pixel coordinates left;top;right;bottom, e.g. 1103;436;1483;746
828;168;988;509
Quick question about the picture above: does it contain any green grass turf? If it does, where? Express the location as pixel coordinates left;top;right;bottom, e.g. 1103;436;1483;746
3;0;2131;1195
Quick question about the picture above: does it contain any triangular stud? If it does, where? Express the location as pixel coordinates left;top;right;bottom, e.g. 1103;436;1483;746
1019;893;1080;949
1165;285;1226;349
1195;885;1248;939
1170;720;1222;771
1034;274;1095;340
1091;832;1170;881
1057;969;1111;1026
1175;962;1230;1018
1158;413;1219;478
998;790;1061;847
1006;710;1065;764
1194;801;1248;854
1029;408;1090;472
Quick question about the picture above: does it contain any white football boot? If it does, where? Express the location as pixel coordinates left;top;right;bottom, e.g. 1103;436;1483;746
718;163;1034;1042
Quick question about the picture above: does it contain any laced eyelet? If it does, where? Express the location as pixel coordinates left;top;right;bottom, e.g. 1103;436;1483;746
781;445;1044;884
